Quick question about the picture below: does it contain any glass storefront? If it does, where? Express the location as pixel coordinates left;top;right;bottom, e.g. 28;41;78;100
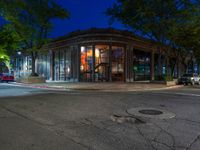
59;50;65;80
65;49;72;80
95;45;109;81
154;54;166;80
133;50;151;81
37;54;50;80
14;45;170;83
80;45;125;82
13;28;190;83
15;56;32;77
80;46;93;82
54;51;60;81
111;46;125;81
54;47;72;81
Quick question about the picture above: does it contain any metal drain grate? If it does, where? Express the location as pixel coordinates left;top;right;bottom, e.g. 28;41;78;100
139;109;163;115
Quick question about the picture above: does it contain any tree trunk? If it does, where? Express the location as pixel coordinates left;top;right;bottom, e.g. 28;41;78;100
191;60;194;74
165;57;170;76
168;58;177;78
170;62;176;77
177;62;180;78
183;64;187;74
157;47;163;80
31;51;38;76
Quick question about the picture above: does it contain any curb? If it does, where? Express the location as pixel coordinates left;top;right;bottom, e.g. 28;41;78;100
6;82;184;92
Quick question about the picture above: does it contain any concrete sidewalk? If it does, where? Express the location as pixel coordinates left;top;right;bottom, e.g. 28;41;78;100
8;82;183;92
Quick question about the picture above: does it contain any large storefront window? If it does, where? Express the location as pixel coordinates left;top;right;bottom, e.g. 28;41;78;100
154;54;166;79
80;46;93;81
54;48;72;81
60;50;65;80
80;45;125;82
54;51;60;80
65;50;72;80
95;45;109;81
58;50;72;81
15;56;32;77
37;54;50;80
133;50;150;81
111;46;125;81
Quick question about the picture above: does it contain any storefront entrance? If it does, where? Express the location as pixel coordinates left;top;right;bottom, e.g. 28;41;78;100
95;45;110;81
80;45;125;82
111;46;125;81
133;50;151;81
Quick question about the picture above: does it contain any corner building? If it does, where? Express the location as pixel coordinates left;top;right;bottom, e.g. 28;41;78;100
14;28;179;82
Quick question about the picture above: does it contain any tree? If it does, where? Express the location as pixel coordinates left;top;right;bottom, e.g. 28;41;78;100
0;24;20;72
0;52;9;73
106;0;180;78
168;2;200;74
0;0;69;76
106;0;200;77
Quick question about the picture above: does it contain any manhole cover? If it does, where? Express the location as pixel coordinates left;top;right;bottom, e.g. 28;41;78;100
139;109;163;115
127;107;175;119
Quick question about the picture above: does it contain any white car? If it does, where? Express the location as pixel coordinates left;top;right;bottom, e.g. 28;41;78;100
178;73;200;85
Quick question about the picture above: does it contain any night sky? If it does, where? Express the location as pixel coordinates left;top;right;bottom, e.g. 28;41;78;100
51;0;125;38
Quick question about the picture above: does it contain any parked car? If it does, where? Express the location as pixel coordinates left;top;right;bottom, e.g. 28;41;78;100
178;73;200;85
0;73;15;82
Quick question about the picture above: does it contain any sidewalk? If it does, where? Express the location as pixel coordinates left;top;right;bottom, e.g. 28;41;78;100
8;82;183;92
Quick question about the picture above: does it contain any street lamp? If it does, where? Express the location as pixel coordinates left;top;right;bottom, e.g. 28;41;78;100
17;51;22;77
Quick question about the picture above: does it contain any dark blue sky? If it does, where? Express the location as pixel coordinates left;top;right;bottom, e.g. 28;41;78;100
51;0;125;38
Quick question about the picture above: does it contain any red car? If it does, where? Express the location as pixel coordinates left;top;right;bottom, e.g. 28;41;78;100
0;73;15;82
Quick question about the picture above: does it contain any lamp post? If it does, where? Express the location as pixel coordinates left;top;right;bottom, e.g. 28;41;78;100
17;51;22;77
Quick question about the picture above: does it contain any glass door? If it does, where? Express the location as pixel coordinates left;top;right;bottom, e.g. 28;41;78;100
111;46;125;81
133;50;151;81
95;45;109;82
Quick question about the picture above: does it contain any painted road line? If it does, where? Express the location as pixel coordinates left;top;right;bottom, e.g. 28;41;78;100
156;92;200;97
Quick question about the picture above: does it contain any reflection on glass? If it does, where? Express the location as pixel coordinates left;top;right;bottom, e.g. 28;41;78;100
54;51;60;81
60;50;65;80
133;50;150;81
111;46;124;81
37;54;50;80
54;48;72;81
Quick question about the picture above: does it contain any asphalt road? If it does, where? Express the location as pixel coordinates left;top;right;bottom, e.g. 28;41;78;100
0;83;200;150
0;83;47;97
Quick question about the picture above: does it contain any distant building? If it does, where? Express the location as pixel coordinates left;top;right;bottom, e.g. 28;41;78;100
13;28;185;82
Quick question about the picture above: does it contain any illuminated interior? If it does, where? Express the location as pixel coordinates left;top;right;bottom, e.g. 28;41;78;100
95;45;109;81
80;46;93;81
80;45;125;82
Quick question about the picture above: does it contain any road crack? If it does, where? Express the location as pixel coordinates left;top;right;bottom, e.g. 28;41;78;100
176;117;200;125
135;125;158;150
0;105;91;150
0;105;55;126
153;122;176;150
185;134;200;150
